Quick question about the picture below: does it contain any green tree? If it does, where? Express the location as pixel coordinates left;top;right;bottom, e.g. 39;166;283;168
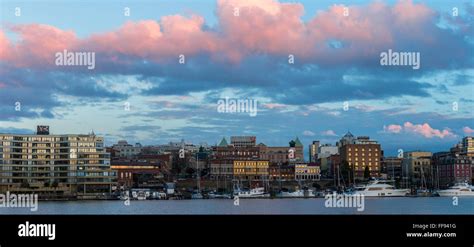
185;167;196;177
364;166;370;180
339;160;353;185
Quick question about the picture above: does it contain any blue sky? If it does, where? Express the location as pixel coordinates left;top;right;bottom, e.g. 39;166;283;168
0;0;473;156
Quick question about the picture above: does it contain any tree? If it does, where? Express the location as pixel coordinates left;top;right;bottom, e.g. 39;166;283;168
364;166;370;180
312;183;321;190
185;167;196;177
339;160;353;185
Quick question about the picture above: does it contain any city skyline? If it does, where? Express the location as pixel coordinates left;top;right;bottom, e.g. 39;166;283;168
1;125;471;160
1;0;473;156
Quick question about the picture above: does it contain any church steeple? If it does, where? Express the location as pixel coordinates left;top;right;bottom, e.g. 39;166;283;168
218;137;228;147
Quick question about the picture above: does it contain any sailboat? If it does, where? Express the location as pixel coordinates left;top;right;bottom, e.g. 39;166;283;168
208;174;232;199
416;164;432;196
191;152;203;199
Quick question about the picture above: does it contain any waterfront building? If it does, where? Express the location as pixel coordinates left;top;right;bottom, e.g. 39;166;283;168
294;163;321;181
328;154;341;178
258;137;304;163
381;157;403;180
111;140;142;158
269;163;295;181
339;132;381;179
318;144;339;159
230;136;256;148
210;160;234;180
210;137;259;180
158;139;199;153
111;153;171;189
432;138;474;187
0;126;116;199
433;152;473;187
188;149;210;170
318;144;339;172
337;131;356;148
111;161;162;189
402;151;433;188
309;141;319;163
461;136;474;157
212;138;260;160
233;160;269;181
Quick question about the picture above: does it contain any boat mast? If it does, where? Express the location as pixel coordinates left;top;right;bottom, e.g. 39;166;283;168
279;162;282;192
196;152;200;193
420;163;426;191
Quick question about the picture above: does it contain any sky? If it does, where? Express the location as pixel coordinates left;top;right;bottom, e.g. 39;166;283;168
0;0;473;156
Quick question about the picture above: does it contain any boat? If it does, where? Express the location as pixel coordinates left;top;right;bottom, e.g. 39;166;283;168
234;187;270;198
151;191;167;200
119;191;130;200
313;191;325;198
191;190;204;199
304;188;316;198
276;189;304;198
416;189;434;197
416;164;434;197
208;191;232;199
131;189;150;200
345;180;409;197
436;182;474;196
191;152;204;199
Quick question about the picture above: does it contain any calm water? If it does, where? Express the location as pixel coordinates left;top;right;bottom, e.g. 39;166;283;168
1;198;473;214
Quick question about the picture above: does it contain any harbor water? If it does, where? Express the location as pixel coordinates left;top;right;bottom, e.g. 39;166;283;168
1;197;473;215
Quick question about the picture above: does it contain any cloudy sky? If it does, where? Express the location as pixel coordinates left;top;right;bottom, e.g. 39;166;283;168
0;0;473;156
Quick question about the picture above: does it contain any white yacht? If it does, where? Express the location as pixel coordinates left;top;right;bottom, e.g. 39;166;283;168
346;180;409;197
208;191;232;199
131;189;150;200
277;190;304;198
234;187;270;198
304;189;317;198
436;182;474;197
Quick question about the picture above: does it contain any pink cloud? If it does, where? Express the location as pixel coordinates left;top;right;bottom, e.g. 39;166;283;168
463;126;474;135
0;0;446;67
217;0;309;58
3;24;77;67
0;30;12;60
383;124;402;133
403;122;455;139
87;17;218;61
384;122;457;138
